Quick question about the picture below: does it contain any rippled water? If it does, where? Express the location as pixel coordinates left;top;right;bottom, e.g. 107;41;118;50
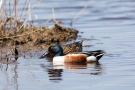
0;0;135;90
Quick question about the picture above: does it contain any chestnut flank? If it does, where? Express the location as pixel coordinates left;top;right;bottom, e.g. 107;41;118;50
64;54;86;63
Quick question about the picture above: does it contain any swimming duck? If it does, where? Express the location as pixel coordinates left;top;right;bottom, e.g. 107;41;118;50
41;44;105;64
39;41;83;59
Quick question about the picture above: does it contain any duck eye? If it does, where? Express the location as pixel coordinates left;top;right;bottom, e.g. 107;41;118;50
50;46;54;50
53;47;58;52
48;46;57;53
48;46;54;51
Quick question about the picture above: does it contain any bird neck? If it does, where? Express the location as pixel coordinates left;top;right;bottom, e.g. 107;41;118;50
56;50;63;56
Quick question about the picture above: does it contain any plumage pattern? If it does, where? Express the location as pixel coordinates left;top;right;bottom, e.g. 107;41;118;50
40;43;105;64
39;41;83;58
62;41;83;55
64;54;86;63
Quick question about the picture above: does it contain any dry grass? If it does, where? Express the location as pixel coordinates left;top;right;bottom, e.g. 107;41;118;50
0;0;78;60
0;0;78;46
0;0;40;42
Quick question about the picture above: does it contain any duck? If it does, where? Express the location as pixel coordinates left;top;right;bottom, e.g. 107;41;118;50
40;44;105;64
39;41;83;59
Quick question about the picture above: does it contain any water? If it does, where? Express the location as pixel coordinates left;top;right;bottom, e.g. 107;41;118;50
0;0;135;90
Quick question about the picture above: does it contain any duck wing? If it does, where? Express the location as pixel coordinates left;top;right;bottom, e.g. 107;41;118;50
72;50;105;61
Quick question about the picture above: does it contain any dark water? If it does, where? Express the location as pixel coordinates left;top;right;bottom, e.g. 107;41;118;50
0;0;135;90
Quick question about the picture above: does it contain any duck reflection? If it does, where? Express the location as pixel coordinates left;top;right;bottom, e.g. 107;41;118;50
87;61;104;75
53;61;104;76
47;69;63;81
53;63;87;69
40;63;63;83
40;57;104;83
53;61;103;74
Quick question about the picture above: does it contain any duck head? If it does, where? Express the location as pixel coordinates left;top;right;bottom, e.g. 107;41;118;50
48;44;63;56
39;44;63;59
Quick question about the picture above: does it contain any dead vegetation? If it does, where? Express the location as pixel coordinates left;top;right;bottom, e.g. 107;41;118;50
0;24;78;47
0;0;79;60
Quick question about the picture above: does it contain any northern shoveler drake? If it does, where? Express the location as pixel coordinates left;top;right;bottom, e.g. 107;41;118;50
39;41;83;59
40;44;105;64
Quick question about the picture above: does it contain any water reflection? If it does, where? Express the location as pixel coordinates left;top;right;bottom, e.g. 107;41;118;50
40;63;63;83
53;63;87;69
47;69;63;81
0;64;18;90
87;62;104;75
53;61;102;69
40;57;104;83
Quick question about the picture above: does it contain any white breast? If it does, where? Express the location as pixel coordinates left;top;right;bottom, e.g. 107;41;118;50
86;56;97;62
53;56;65;65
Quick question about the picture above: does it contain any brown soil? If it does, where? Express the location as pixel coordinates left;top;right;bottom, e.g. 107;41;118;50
0;24;78;59
0;24;78;47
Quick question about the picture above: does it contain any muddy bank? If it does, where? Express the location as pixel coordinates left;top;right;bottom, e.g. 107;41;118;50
0;24;79;58
0;0;79;60
0;24;78;48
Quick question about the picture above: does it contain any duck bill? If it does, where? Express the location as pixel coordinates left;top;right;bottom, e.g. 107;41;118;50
39;51;51;59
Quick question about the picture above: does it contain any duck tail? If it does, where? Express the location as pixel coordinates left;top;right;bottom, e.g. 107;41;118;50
96;53;105;61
